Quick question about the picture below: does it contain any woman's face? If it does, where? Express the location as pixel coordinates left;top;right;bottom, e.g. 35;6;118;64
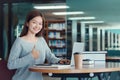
27;16;43;35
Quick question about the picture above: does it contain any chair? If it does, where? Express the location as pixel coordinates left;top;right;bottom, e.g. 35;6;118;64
0;60;15;80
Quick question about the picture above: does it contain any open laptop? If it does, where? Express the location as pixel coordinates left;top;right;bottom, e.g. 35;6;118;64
50;42;84;66
54;42;84;66
52;42;84;66
70;42;84;66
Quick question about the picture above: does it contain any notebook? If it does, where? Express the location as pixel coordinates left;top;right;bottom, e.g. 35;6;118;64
34;64;71;69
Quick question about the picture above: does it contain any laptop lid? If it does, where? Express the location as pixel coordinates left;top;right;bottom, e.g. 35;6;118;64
70;42;84;66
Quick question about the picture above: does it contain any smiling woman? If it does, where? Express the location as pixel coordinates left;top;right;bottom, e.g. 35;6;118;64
7;9;70;80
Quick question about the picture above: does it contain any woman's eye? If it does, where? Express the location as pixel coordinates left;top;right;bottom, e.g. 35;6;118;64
32;21;36;24
39;23;42;25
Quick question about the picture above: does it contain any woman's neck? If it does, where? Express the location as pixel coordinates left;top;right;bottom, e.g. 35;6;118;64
26;33;36;39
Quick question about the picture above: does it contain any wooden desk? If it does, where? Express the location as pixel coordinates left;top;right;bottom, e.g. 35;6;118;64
106;56;120;63
29;62;120;80
106;56;120;60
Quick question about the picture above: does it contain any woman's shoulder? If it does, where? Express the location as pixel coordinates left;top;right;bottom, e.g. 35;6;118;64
16;37;24;41
14;37;30;43
12;37;23;45
38;36;45;40
18;36;34;43
38;36;46;43
14;37;22;42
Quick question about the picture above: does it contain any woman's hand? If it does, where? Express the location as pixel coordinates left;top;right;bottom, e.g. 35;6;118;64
58;59;71;65
32;45;39;59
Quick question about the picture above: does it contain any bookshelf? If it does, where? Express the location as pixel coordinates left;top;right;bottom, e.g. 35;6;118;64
92;28;97;51
44;20;67;58
66;20;72;59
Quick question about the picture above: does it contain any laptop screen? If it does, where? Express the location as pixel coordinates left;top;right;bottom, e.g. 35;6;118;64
70;42;84;66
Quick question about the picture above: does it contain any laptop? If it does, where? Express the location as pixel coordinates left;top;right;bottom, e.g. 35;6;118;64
54;42;84;66
70;42;84;66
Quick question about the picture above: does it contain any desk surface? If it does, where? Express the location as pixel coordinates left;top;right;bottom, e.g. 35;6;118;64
29;62;120;74
106;56;120;60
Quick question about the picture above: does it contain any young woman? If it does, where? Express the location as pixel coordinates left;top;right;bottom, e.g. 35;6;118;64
7;10;70;80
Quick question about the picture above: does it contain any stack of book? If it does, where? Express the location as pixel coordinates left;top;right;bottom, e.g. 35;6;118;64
83;59;94;65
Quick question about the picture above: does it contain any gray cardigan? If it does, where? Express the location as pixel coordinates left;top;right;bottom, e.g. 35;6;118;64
7;37;60;80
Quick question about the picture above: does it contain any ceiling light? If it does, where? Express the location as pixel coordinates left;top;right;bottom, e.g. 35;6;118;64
53;11;84;15
34;5;69;9
81;21;104;24
68;17;95;20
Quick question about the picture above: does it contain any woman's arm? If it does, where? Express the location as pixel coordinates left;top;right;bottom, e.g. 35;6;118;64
41;37;60;64
7;38;34;70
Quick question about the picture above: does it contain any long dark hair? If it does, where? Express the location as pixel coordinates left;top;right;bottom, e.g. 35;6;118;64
20;10;45;37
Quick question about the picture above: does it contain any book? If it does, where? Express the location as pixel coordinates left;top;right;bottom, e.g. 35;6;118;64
83;59;94;65
34;64;71;69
